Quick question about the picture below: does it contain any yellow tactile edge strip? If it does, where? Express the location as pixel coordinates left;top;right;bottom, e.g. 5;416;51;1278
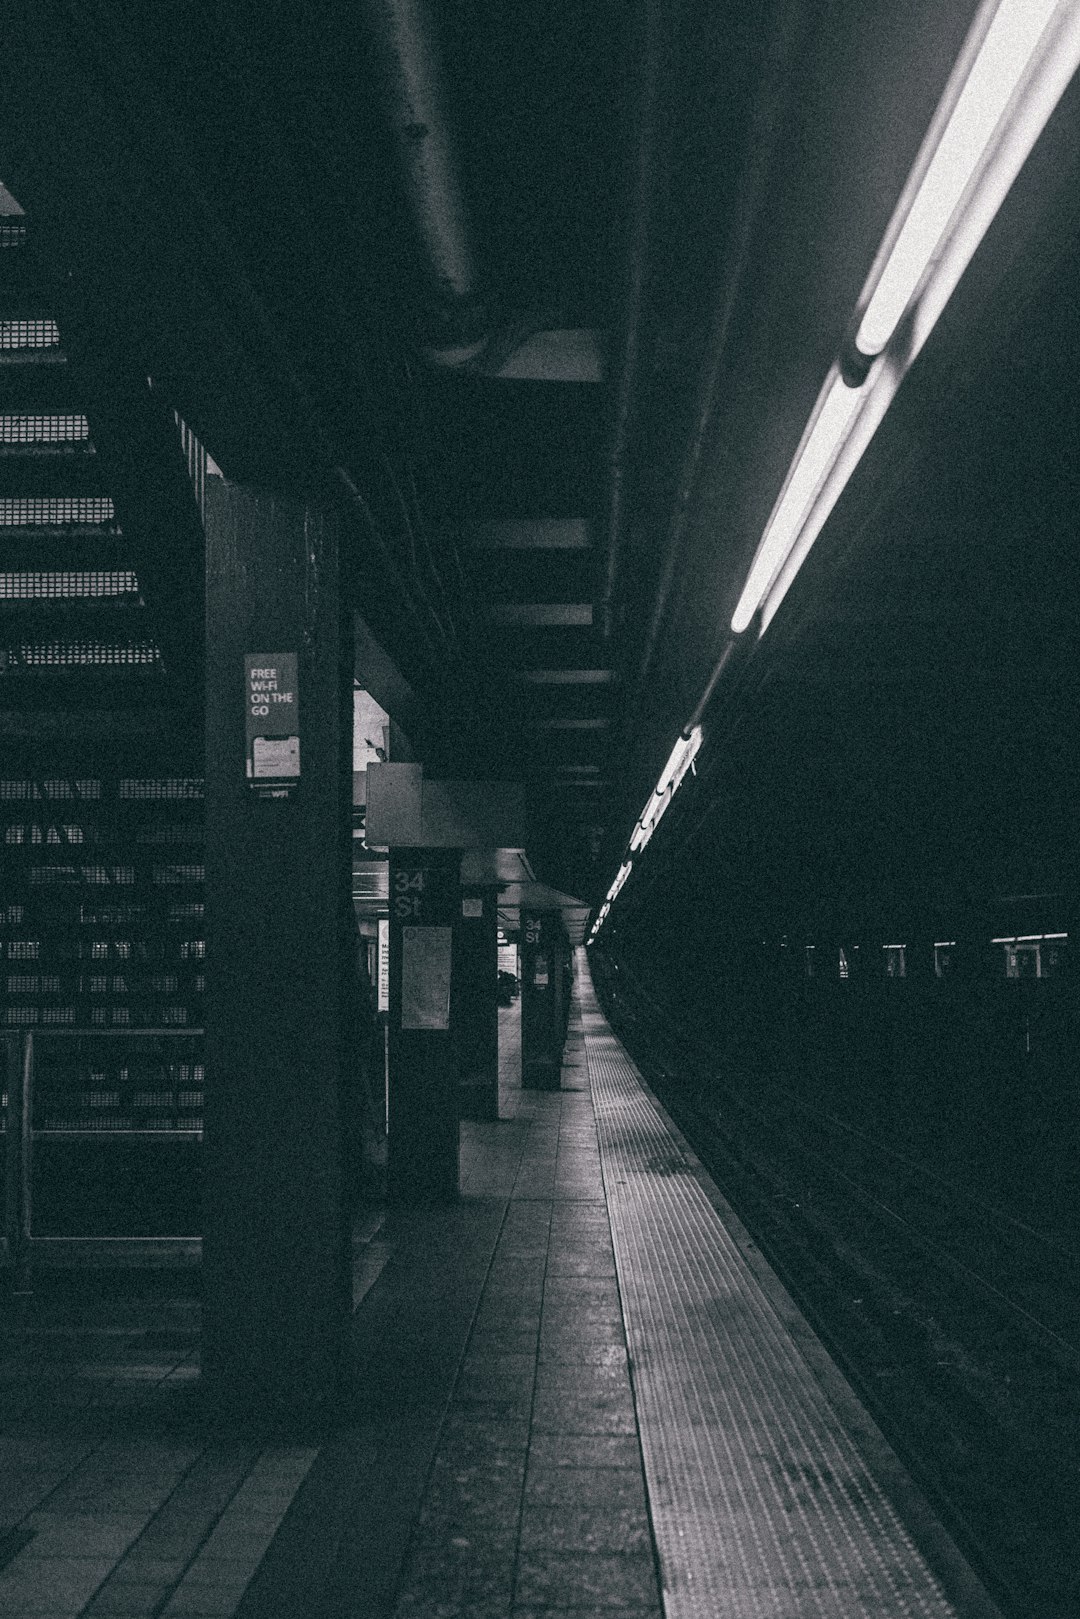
579;958;973;1619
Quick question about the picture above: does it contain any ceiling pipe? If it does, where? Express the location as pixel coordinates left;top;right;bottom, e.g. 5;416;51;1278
360;0;607;381
360;0;489;363
632;0;806;691
599;0;666;642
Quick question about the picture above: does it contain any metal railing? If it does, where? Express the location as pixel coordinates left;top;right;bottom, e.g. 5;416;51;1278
2;1027;203;1289
2;1030;31;1290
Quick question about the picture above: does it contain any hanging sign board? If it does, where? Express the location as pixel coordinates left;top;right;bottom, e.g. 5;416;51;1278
401;925;453;1029
245;653;300;784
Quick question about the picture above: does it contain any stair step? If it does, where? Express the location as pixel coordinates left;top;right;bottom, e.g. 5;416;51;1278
0;588;147;625
0;567;142;605
1;631;163;677
0;411;92;454
0;313;64;364
0;497;119;531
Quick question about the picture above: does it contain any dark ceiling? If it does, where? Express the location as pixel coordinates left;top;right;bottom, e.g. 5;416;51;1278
2;0;1078;919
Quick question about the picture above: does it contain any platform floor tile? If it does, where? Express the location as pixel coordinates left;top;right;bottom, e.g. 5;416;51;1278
376;1030;662;1619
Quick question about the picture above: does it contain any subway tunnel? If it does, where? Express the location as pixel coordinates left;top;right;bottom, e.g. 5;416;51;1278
1;3;1079;1616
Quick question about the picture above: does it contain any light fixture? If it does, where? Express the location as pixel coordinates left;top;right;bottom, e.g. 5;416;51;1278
758;355;901;633
991;931;1068;943
730;370;862;634
728;0;1080;642
607;861;633;903
855;0;1072;358
628;726;703;853
590;726;704;940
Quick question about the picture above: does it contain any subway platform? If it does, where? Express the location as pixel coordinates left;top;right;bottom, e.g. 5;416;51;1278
0;953;1003;1619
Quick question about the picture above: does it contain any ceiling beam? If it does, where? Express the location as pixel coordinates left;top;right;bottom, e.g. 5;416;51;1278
532;716;610;730
486;603;593;627
516;668;616;684
467;518;591;550
493;330;605;383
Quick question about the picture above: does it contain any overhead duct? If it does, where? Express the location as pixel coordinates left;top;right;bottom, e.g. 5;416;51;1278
360;0;605;380
599;0;665;642
360;0;486;361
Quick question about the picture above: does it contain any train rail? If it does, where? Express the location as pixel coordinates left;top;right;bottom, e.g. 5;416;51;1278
593;956;1080;1619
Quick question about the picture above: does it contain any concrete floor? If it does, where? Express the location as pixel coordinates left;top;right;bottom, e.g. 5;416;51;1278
0;969;1000;1619
0;994;661;1619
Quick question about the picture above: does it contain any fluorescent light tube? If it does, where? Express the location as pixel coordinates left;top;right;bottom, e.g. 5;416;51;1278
857;0;1064;357
759;351;900;632
730;0;1080;644
593;727;704;937
655;729;696;794
731;371;862;634
607;861;633;904
629;726;704;853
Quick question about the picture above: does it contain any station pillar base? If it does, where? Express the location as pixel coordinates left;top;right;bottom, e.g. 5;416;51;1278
521;909;568;1091
454;885;499;1121
387;848;461;1204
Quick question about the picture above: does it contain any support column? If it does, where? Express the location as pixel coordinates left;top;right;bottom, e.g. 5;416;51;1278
388;848;460;1203
203;482;352;1423
521;909;565;1090
453;885;499;1122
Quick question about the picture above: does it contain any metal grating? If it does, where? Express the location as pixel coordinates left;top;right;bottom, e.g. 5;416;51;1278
2;774;205;1039
168;902;204;921
0;413;90;446
6;975;61;993
120;778;204;800
10;640;160;667
28;1042;204;1132
0;496;117;528
0;570;139;599
0;318;60;351
0;779;101;800
28;866;136;886
151;864;205;885
578;956;976;1619
135;823;203;845
0;222;27;249
5;825;85;845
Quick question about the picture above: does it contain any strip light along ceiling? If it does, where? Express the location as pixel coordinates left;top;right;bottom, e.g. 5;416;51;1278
629;726;703;854
588;727;703;944
730;0;1080;638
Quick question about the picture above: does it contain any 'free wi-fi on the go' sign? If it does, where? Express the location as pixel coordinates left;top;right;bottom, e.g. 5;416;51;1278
244;653;300;781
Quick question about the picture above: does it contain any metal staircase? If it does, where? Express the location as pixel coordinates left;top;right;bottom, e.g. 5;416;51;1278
0;191;156;706
1;183;208;1259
